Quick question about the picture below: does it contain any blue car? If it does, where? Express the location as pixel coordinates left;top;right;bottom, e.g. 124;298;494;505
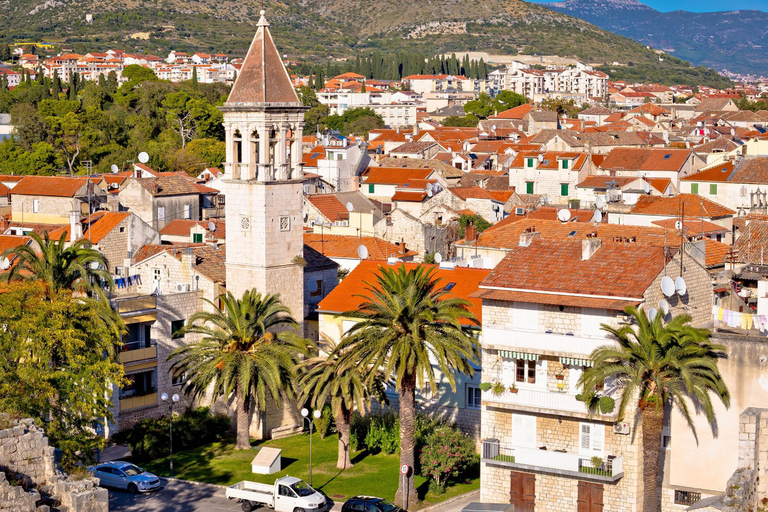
89;461;162;494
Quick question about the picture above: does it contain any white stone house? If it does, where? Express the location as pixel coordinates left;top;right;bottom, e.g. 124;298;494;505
680;156;768;215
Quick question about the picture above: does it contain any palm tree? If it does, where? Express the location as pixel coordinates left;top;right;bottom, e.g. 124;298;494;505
169;290;308;450
338;265;479;508
298;335;388;469
2;230;111;298
579;306;730;512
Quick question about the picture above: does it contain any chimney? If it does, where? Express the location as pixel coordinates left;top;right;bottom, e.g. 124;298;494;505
413;124;419;136
582;237;602;260
518;229;540;247
69;210;83;242
182;247;196;269
465;223;477;243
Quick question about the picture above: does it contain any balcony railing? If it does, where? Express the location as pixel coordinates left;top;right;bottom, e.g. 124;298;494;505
482;327;609;357
482;385;616;418
119;341;158;364
113;295;157;314
119;391;157;411
482;440;624;483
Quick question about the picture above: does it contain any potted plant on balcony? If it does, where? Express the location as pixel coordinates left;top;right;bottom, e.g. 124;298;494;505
509;383;519;394
491;381;506;396
479;382;492;392
555;373;566;391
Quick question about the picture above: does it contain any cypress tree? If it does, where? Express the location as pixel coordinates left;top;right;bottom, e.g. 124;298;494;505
307;71;313;90
461;54;470;77
0;44;9;62
314;67;322;90
191;66;198;87
360;79;366;93
98;72;106;88
107;70;118;91
52;70;61;97
479;58;487;79
36;67;44;84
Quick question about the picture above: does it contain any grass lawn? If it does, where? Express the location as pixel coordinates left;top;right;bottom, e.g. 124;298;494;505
139;433;479;508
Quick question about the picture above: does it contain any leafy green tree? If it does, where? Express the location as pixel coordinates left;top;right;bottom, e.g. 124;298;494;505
579;307;730;512
299;335;387;469
122;64;158;83
169;290;309;450
2;230;111;299
10;103;46;150
463;92;494;119
457;214;491;237
493;90;528;112
304;103;330;134
297;85;319;107
541;97;582;118
186;138;225;169
338;265;479;508
420;426;475;493
0;282;125;468
162;91;195;148
442;115;478;127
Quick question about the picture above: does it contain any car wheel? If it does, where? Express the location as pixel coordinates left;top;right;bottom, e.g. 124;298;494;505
241;501;253;512
127;483;139;494
294;508;306;512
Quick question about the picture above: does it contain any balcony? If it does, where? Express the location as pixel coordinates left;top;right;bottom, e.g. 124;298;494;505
482;327;609;358
482;440;624;483
119;391;157;411
114;295;156;314
119;340;158;364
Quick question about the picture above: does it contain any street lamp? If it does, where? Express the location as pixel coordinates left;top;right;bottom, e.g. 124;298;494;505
301;408;322;486
161;393;180;477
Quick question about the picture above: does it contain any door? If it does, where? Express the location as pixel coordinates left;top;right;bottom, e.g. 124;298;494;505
512;413;536;448
275;484;298;512
95;467;116;487
510;471;535;512
577;481;604;512
579;423;605;457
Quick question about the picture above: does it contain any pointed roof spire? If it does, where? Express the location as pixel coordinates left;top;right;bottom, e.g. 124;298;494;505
226;10;300;105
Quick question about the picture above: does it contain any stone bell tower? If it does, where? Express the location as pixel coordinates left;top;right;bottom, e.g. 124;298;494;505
222;10;307;327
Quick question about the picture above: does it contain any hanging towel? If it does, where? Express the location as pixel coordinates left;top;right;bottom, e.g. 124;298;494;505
747;314;754;330
718;307;724;321
712;305;719;319
742;314;751;330
723;310;730;325
733;312;743;328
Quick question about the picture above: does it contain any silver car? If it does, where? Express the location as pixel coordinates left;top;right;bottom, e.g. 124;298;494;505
90;461;161;493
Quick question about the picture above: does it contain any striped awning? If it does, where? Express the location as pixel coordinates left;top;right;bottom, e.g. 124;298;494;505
499;351;538;361
559;356;593;367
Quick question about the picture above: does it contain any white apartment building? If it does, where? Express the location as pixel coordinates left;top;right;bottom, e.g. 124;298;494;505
317;90;422;127
496;62;608;101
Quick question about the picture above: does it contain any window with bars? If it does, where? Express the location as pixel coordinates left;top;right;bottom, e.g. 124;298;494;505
674;491;701;506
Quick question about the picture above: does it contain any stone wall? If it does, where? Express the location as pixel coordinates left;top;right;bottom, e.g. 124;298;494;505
0;417;108;512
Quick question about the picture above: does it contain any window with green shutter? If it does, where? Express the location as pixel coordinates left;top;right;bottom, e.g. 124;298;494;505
193;233;203;243
561;183;569;196
526;158;534;168
710;183;717;195
368;183;375;193
562;159;569;170
526;182;534;194
691;183;699;194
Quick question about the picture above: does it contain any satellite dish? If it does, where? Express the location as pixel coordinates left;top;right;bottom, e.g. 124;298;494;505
0;257;9;270
675;276;687;296
595;195;604;209
592;210;603;223
308;280;318;293
538;154;544;163
643;181;651;194
315;216;324;226
434;252;443;263
731;128;735;136
357;244;368;259
557;209;571;222
138;151;149;164
649;308;658;321
661;276;675;297
208;221;216;232
658;299;669;315
427;188;433;198
110;164;119;174
675;220;683;231
346;202;354;212
426;183;433;194
492;124;497;132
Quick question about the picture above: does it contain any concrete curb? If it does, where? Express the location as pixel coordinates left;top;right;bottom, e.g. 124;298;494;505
415;489;481;512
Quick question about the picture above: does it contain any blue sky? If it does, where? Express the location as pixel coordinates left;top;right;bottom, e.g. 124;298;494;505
639;0;766;11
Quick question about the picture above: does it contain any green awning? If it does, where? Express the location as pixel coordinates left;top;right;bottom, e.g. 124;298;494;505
559;356;593;367
499;351;538;361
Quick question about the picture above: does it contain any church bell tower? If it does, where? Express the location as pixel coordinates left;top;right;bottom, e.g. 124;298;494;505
222;10;307;327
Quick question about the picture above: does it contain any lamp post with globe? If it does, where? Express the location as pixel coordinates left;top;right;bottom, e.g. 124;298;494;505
161;393;180;477
301;408;322;486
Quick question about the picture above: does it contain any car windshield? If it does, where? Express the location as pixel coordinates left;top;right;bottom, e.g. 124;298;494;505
377;499;399;512
291;481;315;497
120;464;144;476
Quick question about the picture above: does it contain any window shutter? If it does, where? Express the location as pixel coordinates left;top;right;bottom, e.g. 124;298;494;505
581;424;591;450
691;183;698;194
561;183;569;196
535;359;547;388
592;424;605;453
710;183;718;195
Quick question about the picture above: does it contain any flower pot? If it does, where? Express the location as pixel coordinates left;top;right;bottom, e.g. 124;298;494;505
555;375;565;380
509;387;519;394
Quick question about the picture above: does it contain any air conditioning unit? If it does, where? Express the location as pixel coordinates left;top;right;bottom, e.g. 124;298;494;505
515;207;525;216
176;283;191;292
613;422;630;435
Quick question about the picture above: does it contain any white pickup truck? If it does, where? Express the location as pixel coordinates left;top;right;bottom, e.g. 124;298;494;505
226;476;328;512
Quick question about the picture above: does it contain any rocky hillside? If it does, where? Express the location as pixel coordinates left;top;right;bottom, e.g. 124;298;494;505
543;0;768;76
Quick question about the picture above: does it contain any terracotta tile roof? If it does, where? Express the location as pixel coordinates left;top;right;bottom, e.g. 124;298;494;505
317;260;488;325
392;190;428;202
490;104;533;120
0;235;31;256
307;195;349;221
692;138;740;154
159;219;226;239
651;218;728;235
225;15;300;105
577;176;638;189
303;233;416;260
303;244;338;270
479;238;667;299
526;207;596;223
648;177;672;193
732;221;768;264
471;288;639;311
681;157;768;184
487;190;515;202
134;244;226;283
368;129;409;143
303;145;326;167
84;212;129;244
627;103;670;116
11;176;89;197
363;167;433;185
136;175;201;196
390;141;437;154
0;175;26;183
704;238;731;267
600;148;691;172
449;187;496;201
629;194;735;218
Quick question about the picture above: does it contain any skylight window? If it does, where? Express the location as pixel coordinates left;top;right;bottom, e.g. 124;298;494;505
664;154;672;159
444;283;456;291
568;231;577;237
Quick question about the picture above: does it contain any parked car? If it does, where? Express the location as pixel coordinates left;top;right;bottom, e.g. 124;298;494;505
341;496;401;512
89;461;161;494
226;476;327;512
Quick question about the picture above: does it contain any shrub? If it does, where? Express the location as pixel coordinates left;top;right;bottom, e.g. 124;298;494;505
365;412;399;454
599;396;615;414
315;404;335;440
419;426;476;494
123;407;230;461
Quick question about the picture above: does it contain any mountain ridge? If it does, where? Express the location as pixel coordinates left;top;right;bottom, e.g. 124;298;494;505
541;0;768;75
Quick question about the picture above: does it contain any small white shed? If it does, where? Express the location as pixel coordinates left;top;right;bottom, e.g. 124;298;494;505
251;447;281;475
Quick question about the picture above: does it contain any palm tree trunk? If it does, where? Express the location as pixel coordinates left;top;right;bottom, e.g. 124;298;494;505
235;383;251;450
337;407;353;470
641;406;664;512
394;372;418;509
